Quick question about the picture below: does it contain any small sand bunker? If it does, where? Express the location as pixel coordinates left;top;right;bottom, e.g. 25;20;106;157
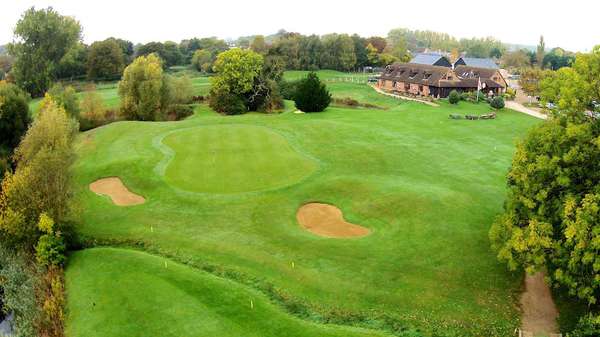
89;177;145;206
520;272;559;336
296;203;370;238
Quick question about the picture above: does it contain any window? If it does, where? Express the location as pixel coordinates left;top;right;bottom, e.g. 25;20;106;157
392;81;397;88
419;85;424;92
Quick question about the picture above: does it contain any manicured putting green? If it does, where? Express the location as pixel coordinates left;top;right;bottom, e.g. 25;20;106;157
160;125;318;193
65;248;389;337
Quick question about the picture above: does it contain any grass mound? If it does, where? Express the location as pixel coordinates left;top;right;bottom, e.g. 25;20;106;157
65;248;390;337
159;125;318;193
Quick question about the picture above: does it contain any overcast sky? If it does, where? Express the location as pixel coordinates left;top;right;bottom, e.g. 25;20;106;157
0;0;595;52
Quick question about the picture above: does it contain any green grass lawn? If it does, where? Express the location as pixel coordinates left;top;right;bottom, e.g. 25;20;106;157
66;71;541;336
66;248;390;337
160;124;318;193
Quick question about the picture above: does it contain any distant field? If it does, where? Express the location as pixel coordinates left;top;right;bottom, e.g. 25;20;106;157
28;75;210;116
66;71;540;336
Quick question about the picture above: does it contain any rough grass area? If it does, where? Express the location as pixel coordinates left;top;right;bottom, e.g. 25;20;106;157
66;248;390;337
67;70;541;336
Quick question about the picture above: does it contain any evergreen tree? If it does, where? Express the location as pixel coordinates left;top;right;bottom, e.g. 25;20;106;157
294;72;331;112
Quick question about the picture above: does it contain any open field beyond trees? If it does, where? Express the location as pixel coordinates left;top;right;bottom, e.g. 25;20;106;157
64;71;541;336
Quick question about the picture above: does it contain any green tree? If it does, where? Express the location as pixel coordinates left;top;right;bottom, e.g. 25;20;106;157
34;213;65;267
298;35;322;70
501;50;531;69
55;42;87;80
47;83;80;118
366;43;379;66
87;38;125;80
0;98;77;248
8;7;82;97
352;34;368;69
191;49;213;72
211;49;263;96
118;54;171;121
0;82;30;151
294;72;331;112
320;34;357;71
537;35;546;68
519;68;549;97
209;49;263;114
489;116;600;305
366;36;387;53
250;35;267;54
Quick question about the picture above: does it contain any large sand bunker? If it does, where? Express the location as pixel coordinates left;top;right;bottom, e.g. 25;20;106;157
520;272;559;335
296;203;370;238
89;177;145;206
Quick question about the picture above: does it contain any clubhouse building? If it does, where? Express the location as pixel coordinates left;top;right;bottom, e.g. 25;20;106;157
376;52;506;98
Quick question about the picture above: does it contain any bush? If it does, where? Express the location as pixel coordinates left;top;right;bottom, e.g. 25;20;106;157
294;72;331;113
504;87;517;100
35;214;66;267
0;244;41;337
568;314;600;337
490;96;505;109
448;90;460;104
279;80;299;100
209;88;246;115
167;104;195;121
47;83;80;119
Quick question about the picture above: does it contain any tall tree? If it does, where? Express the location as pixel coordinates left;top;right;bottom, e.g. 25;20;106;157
298;35;322;70
0;82;30;152
536;35;546;68
8;7;82;97
87;39;125;80
250;35;267;54
351;34;368;69
118;54;171;121
320;34;356;71
366;36;387;53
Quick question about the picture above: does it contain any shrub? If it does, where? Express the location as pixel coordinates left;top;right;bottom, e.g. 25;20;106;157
568;314;600;337
448;90;460;104
279;80;299;100
504;87;517;100
294;72;331;113
167;104;195;121
209;88;246;115
47;83;80;119
35;214;66;267
0;244;41;337
490;96;505;110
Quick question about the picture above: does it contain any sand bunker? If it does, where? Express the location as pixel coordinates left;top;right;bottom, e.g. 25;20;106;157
296;203;370;238
520;272;559;336
89;177;145;206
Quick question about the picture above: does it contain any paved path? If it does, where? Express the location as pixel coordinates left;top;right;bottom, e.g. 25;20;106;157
369;85;440;107
506;101;548;120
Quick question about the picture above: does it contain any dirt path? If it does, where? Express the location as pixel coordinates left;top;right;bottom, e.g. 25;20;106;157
520;272;559;336
296;203;370;238
506;101;548;120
